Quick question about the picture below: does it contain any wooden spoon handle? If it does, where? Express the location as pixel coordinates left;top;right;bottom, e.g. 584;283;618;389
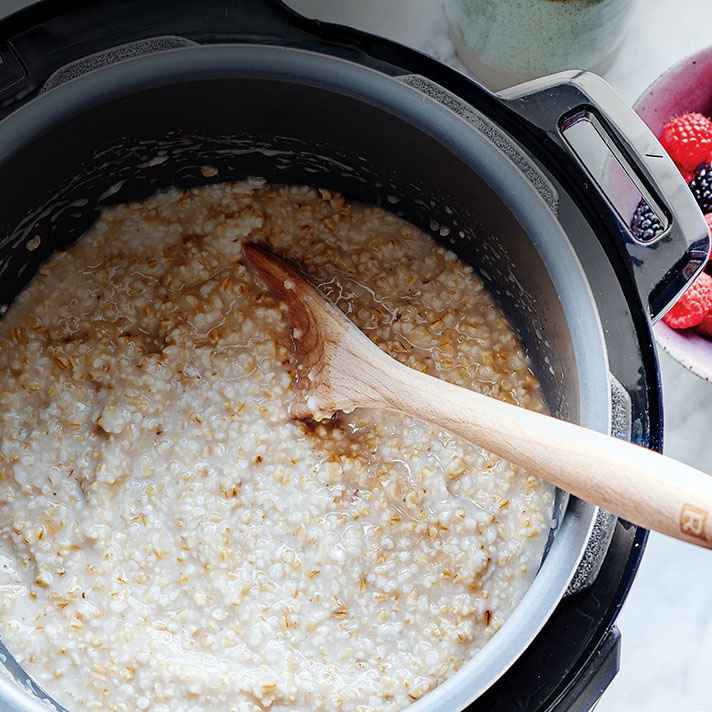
380;359;712;548
243;243;712;547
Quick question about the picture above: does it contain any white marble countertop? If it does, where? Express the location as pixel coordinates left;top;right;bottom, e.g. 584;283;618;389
3;0;712;709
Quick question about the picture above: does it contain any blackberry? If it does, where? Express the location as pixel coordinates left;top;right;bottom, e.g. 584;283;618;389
630;199;663;241
689;163;712;214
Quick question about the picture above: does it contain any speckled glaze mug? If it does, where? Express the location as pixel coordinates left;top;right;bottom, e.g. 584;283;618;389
446;0;636;89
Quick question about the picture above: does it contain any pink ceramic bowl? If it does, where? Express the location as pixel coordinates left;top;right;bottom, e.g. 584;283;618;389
629;46;712;381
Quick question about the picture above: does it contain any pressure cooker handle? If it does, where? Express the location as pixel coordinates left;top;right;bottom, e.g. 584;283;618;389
0;0;329;122
499;71;711;322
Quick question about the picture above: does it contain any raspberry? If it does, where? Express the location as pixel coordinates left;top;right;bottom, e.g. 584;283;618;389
695;309;712;338
662;271;712;329
630;199;664;241
660;112;712;171
706;212;712;236
680;166;695;183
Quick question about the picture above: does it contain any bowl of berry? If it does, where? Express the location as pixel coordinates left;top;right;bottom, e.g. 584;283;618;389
624;45;712;380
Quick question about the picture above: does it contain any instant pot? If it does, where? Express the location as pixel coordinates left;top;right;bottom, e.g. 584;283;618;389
0;1;708;711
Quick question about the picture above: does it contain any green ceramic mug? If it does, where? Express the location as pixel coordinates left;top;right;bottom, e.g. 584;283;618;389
446;0;636;89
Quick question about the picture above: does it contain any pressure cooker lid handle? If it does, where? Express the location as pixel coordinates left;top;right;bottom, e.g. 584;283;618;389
499;71;711;323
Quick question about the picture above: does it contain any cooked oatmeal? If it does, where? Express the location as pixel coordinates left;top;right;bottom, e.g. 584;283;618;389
0;180;553;712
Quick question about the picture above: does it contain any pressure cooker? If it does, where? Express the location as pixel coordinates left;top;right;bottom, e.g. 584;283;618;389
0;1;708;710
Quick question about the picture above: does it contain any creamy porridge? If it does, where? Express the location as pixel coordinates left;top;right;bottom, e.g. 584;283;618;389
0;180;553;712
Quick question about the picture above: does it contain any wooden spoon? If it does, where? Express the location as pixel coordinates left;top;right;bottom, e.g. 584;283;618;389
244;242;712;549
